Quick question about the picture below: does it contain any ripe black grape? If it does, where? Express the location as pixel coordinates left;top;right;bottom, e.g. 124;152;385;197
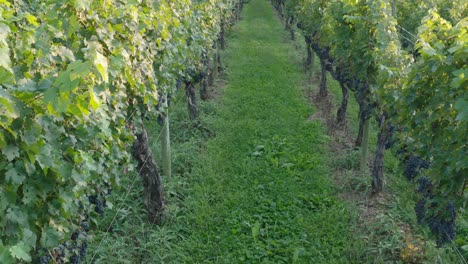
88;195;105;215
39;255;51;264
157;115;163;126
102;195;107;208
70;254;79;264
81;221;89;231
78;242;88;260
428;212;456;247
404;155;430;180
385;139;394;150
71;230;80;241
421;161;429;169
416;197;457;246
88;195;98;205
55;244;66;258
417;176;433;195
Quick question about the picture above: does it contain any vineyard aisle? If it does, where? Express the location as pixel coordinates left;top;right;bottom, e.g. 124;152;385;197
90;0;361;262
152;0;360;262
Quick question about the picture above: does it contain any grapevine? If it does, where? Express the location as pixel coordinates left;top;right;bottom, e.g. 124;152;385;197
0;0;242;262
272;0;466;246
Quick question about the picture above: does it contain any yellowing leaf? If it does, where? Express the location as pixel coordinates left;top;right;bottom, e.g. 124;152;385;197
94;52;109;83
0;0;11;7
161;27;171;40
25;14;39;27
89;86;100;110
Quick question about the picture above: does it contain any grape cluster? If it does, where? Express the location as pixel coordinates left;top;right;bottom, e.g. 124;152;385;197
416;176;434;196
81;220;89;231
105;182;112;196
34;188;109;263
65;237;89;263
39;255;51;264
414;175;457;246
71;230;80;241
37;248;51;264
428;203;457;246
70;254;79;264
35;224;92;263
88;195;106;215
404;155;430;180
34;188;110;263
54;244;66;260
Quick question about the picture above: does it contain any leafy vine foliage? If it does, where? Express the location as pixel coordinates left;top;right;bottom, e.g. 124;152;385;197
272;0;466;246
0;0;242;262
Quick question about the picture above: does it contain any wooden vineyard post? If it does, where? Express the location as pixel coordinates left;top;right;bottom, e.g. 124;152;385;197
319;57;328;98
213;42;219;81
161;95;171;177
360;118;370;171
372;114;389;193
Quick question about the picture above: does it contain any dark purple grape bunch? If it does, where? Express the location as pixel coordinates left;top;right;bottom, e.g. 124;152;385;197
416;176;434;197
404;155;430;180
35;248;51;264
414;175;457;246
428;202;457;247
88;194;106;215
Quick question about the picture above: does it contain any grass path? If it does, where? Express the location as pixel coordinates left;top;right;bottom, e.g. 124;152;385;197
166;0;358;262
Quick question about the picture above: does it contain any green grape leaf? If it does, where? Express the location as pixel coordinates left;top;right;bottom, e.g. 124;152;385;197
54;70;76;93
69;60;92;80
40;228;60;248
451;68;466;88
0;245;13;264
0;47;12;72
0;46;14;85
5;168;24;185
6;207;28;226
0;67;15;85
9;242;31;262
2;145;19;161
44;85;59;112
0;23;10;40
0;92;18;121
454;98;468;121
22;185;39;205
22;229;36;248
73;0;91;10
0;133;6;149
